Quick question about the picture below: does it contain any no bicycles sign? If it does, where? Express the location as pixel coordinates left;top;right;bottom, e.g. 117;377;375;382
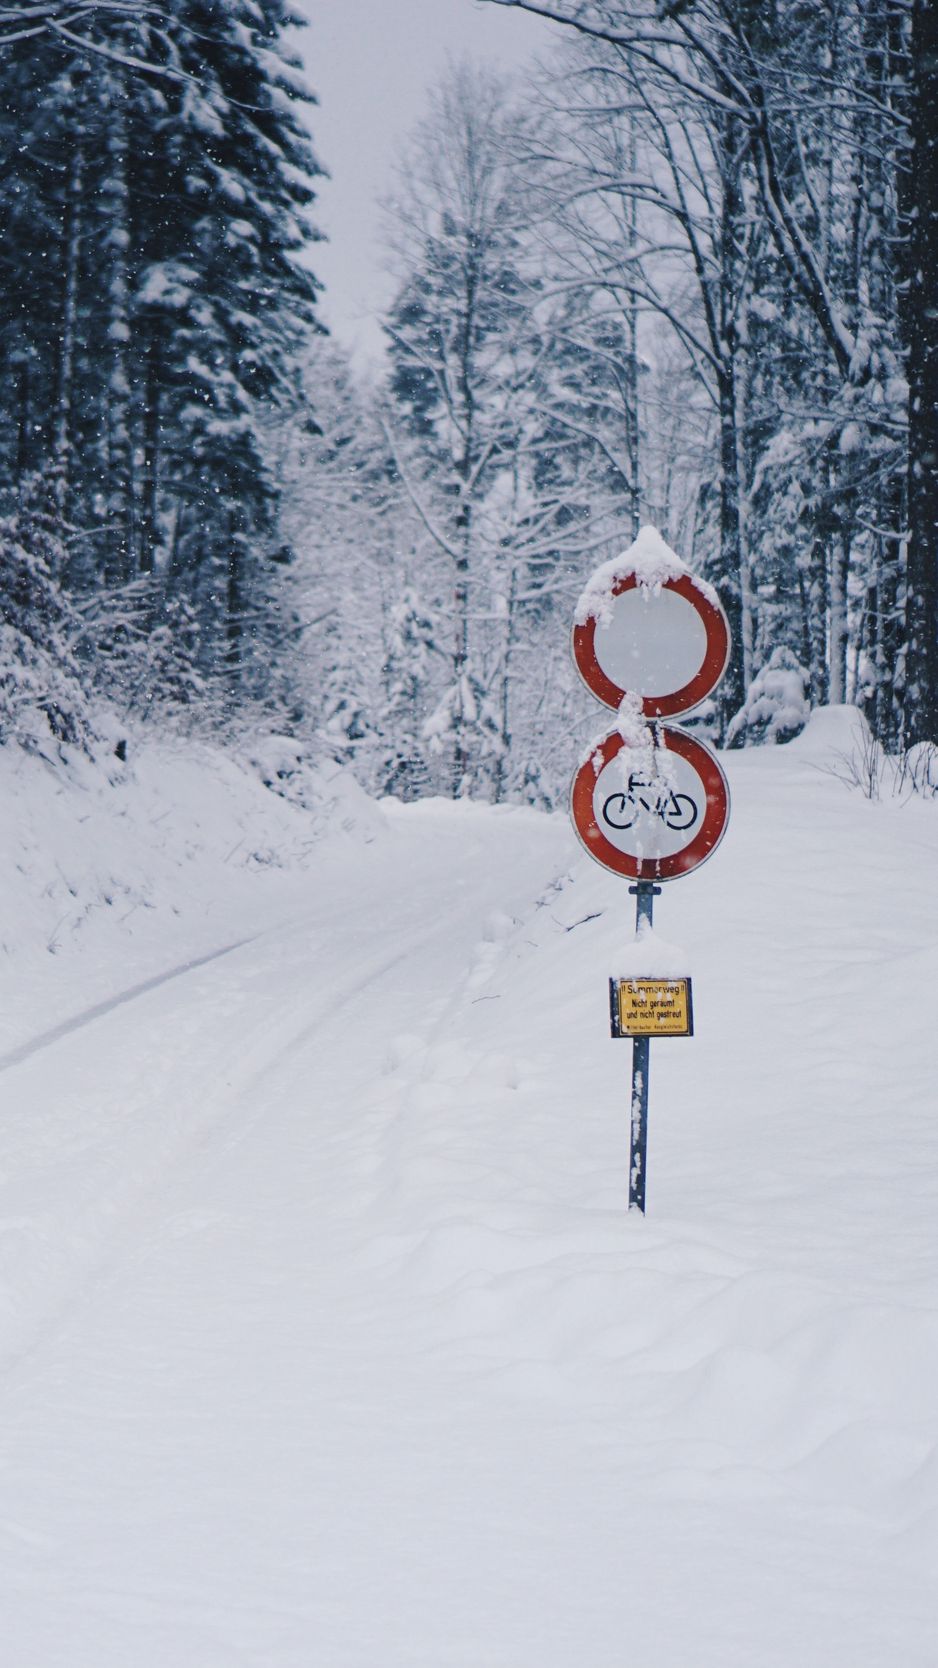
571;724;730;883
569;526;733;1214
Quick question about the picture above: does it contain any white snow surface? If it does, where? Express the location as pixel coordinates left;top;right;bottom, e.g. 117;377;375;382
617;921;690;977
575;523;717;624
0;723;936;1666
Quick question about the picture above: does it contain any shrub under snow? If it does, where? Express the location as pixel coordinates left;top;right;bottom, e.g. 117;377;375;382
727;647;810;747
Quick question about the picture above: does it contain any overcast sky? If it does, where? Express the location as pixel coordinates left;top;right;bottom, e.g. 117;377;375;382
291;0;560;362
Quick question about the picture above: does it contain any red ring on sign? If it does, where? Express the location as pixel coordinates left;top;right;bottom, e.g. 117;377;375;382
572;573;731;716
570;726;730;882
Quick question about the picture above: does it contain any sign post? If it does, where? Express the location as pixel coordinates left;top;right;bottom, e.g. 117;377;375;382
627;880;659;1213
570;527;732;1213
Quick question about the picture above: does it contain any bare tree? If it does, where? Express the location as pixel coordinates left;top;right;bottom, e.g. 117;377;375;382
382;65;626;798
527;45;767;728
489;0;933;741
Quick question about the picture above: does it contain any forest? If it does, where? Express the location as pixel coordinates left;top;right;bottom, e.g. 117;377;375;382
0;0;935;806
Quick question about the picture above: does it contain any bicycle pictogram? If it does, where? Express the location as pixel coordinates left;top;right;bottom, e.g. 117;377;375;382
601;772;699;834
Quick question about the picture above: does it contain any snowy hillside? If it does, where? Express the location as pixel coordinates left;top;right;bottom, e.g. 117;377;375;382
0;712;936;1666
0;735;383;1059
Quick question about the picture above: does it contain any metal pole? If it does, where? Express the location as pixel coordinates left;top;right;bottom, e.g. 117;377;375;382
628;881;660;1213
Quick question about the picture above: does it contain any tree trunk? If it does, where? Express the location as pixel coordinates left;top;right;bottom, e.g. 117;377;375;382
734;308;754;694
54;116;84;522
871;516;904;748
103;75;135;585
452;265;477;796
452;500;471;795
804;532;829;708
715;365;745;737
15;354;33;483
226;514;244;686
713;115;747;739
140;331;162;576
856;1;906;747
828;527;848;707
625;110;641;539
492;563;518;807
903;0;938;742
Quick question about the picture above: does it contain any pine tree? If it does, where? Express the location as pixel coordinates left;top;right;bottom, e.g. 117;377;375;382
378;588;437;800
0;0;326;727
0;477;94;756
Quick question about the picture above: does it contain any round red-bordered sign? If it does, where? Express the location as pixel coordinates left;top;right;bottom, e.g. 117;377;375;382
572;573;731;717
571;725;730;882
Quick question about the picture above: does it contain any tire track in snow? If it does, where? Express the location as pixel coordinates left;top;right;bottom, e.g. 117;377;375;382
0;813;572;1387
0;936;256;1077
0;928;446;1383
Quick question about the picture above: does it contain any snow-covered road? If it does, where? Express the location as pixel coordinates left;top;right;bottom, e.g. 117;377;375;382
1;725;936;1666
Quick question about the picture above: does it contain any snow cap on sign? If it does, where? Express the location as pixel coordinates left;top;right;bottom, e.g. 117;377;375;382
618;922;692;979
575;524;718;626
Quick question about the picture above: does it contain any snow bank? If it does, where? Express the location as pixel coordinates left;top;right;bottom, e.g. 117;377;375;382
0;734;383;1053
782;702;872;760
575;523;717;625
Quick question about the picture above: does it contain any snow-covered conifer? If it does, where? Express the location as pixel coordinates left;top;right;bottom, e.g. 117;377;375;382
0;479;94;756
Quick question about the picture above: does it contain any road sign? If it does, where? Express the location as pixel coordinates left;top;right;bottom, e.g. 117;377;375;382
573;571;731;716
570;528;733;1215
571;725;730;882
610;977;693;1037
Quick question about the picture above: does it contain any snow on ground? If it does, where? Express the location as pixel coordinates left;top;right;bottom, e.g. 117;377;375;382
0;734;383;1059
0;711;936;1666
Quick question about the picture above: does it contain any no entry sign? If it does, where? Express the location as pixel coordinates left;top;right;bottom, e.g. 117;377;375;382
571;725;730;882
573;571;730;716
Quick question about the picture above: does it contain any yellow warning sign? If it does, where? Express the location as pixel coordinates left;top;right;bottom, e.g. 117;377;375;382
611;977;693;1038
